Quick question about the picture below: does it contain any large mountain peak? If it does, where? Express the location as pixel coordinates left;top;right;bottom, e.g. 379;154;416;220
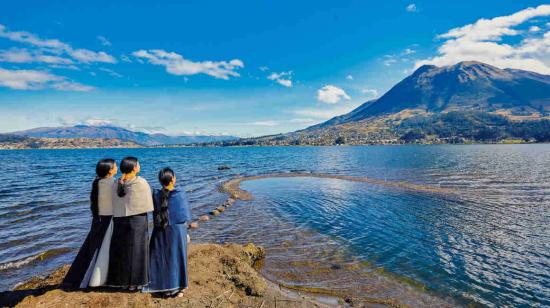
312;61;550;128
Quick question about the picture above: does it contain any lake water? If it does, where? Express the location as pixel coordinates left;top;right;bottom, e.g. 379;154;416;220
0;145;548;306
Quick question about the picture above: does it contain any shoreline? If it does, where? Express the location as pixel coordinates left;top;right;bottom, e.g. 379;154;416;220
0;243;338;308
216;173;457;306
0;141;548;151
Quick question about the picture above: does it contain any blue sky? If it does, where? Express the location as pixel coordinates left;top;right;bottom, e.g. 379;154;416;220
0;1;549;137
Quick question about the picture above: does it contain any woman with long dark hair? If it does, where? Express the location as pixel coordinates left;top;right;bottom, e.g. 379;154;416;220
107;156;153;290
143;167;192;297
63;158;117;289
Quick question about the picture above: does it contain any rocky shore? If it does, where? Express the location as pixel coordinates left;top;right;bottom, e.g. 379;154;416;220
0;243;329;308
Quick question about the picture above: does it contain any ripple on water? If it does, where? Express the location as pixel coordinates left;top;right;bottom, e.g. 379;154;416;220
0;145;548;306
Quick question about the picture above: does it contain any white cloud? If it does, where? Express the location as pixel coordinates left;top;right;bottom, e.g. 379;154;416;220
383;56;397;66
415;5;550;74
402;48;416;55
120;54;132;63
0;67;94;91
132;49;244;80
406;4;417;12
97;35;111;46
361;88;379;98
0;24;116;64
529;26;541;32
51;80;95;92
68;49;115;63
259;66;269;71
317;85;351;104
267;71;293;87
0;48;73;64
98;67;123;78
345;74;353;80
84;118;114;126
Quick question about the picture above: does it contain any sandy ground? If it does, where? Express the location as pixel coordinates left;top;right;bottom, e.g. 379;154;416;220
0;243;336;308
220;172;455;201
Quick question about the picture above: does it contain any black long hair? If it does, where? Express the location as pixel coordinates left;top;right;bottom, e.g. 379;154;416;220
155;167;175;228
90;159;116;217
117;156;138;197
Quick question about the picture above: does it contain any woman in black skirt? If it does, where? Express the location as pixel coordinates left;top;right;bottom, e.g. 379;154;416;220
63;158;117;289
107;156;153;291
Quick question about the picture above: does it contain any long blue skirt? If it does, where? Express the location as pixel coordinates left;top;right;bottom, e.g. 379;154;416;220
143;223;188;293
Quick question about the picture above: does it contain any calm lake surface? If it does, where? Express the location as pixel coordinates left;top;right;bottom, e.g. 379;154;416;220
0;145;548;306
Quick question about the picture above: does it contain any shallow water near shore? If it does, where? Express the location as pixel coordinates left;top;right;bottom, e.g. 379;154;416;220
0;145;549;306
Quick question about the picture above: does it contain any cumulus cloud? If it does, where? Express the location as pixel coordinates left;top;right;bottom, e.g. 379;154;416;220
346;74;353;80
0;24;116;64
415;5;550;74
267;71;293;87
132;49;243;80
406;4;417;12
0;67;94;91
317;85;351;104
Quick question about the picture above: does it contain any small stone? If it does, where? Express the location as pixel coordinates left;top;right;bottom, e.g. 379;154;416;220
199;215;210;221
189;222;199;229
216;206;225;212
210;210;220;216
217;165;231;170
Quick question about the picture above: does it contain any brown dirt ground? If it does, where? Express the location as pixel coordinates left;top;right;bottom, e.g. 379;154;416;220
0;243;332;308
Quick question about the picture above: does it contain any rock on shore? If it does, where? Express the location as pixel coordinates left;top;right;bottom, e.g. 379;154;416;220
1;243;325;308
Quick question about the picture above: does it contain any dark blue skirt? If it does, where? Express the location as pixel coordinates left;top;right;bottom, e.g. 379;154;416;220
143;223;188;293
106;214;149;287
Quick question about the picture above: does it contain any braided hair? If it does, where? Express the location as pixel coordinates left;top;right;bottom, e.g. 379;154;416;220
155;167;175;228
117;156;138;197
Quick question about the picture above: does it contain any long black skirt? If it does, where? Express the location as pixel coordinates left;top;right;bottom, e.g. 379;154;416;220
106;213;149;287
63;215;112;289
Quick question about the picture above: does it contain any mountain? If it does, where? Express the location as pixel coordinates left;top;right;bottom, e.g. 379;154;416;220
0;134;140;149
217;61;550;146
311;61;550;129
12;125;238;146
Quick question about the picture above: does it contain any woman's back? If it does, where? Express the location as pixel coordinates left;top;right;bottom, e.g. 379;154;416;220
112;176;153;217
152;189;191;226
97;177;115;216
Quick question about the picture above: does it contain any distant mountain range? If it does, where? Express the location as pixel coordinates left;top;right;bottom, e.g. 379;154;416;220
11;125;238;146
219;61;550;146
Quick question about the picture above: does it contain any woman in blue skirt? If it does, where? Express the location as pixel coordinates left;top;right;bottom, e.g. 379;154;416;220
143;167;192;297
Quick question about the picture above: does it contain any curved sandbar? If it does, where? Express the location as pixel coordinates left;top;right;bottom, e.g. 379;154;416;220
221;172;455;201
